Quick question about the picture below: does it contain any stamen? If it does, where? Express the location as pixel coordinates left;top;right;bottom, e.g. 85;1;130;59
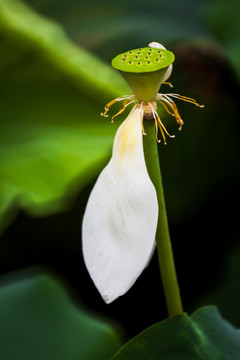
148;103;161;142
101;107;109;118
164;93;204;108
163;81;174;88
101;95;136;119
155;111;175;142
165;96;184;130
101;91;204;144
157;94;184;131
157;92;204;131
111;99;136;123
155;114;167;144
154;117;161;143
158;100;175;117
149;102;175;144
139;102;147;135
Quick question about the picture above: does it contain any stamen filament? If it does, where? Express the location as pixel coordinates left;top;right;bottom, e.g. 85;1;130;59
154;117;160;143
164;93;204;108
111;99;136;123
163;81;173;88
158;100;175;117
164;95;184;130
139;102;147;135
156;111;175;143
158;94;184;130
149;103;175;144
149;103;162;143
101;95;135;118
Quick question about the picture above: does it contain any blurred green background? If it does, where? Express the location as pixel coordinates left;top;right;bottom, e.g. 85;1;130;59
0;0;240;357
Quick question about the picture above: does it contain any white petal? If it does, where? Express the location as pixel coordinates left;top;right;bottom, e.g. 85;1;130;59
163;64;172;82
148;41;166;49
148;42;173;82
82;106;158;303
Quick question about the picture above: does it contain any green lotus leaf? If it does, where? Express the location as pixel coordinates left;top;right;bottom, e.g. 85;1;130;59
0;268;122;360
0;0;129;234
112;306;240;359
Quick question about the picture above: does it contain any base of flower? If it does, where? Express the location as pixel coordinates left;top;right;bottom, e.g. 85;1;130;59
101;88;204;144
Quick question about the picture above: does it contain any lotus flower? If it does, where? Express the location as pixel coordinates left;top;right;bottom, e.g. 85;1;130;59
82;42;203;303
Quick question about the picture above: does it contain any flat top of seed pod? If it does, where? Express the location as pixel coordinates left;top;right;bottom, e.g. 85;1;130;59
112;46;175;73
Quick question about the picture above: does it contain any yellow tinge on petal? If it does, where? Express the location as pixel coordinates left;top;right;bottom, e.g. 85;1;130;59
113;107;142;167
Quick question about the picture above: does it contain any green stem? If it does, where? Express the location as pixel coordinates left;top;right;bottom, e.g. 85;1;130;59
143;119;183;317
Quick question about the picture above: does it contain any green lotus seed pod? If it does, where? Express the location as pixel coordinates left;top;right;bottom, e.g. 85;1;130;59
112;46;175;102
